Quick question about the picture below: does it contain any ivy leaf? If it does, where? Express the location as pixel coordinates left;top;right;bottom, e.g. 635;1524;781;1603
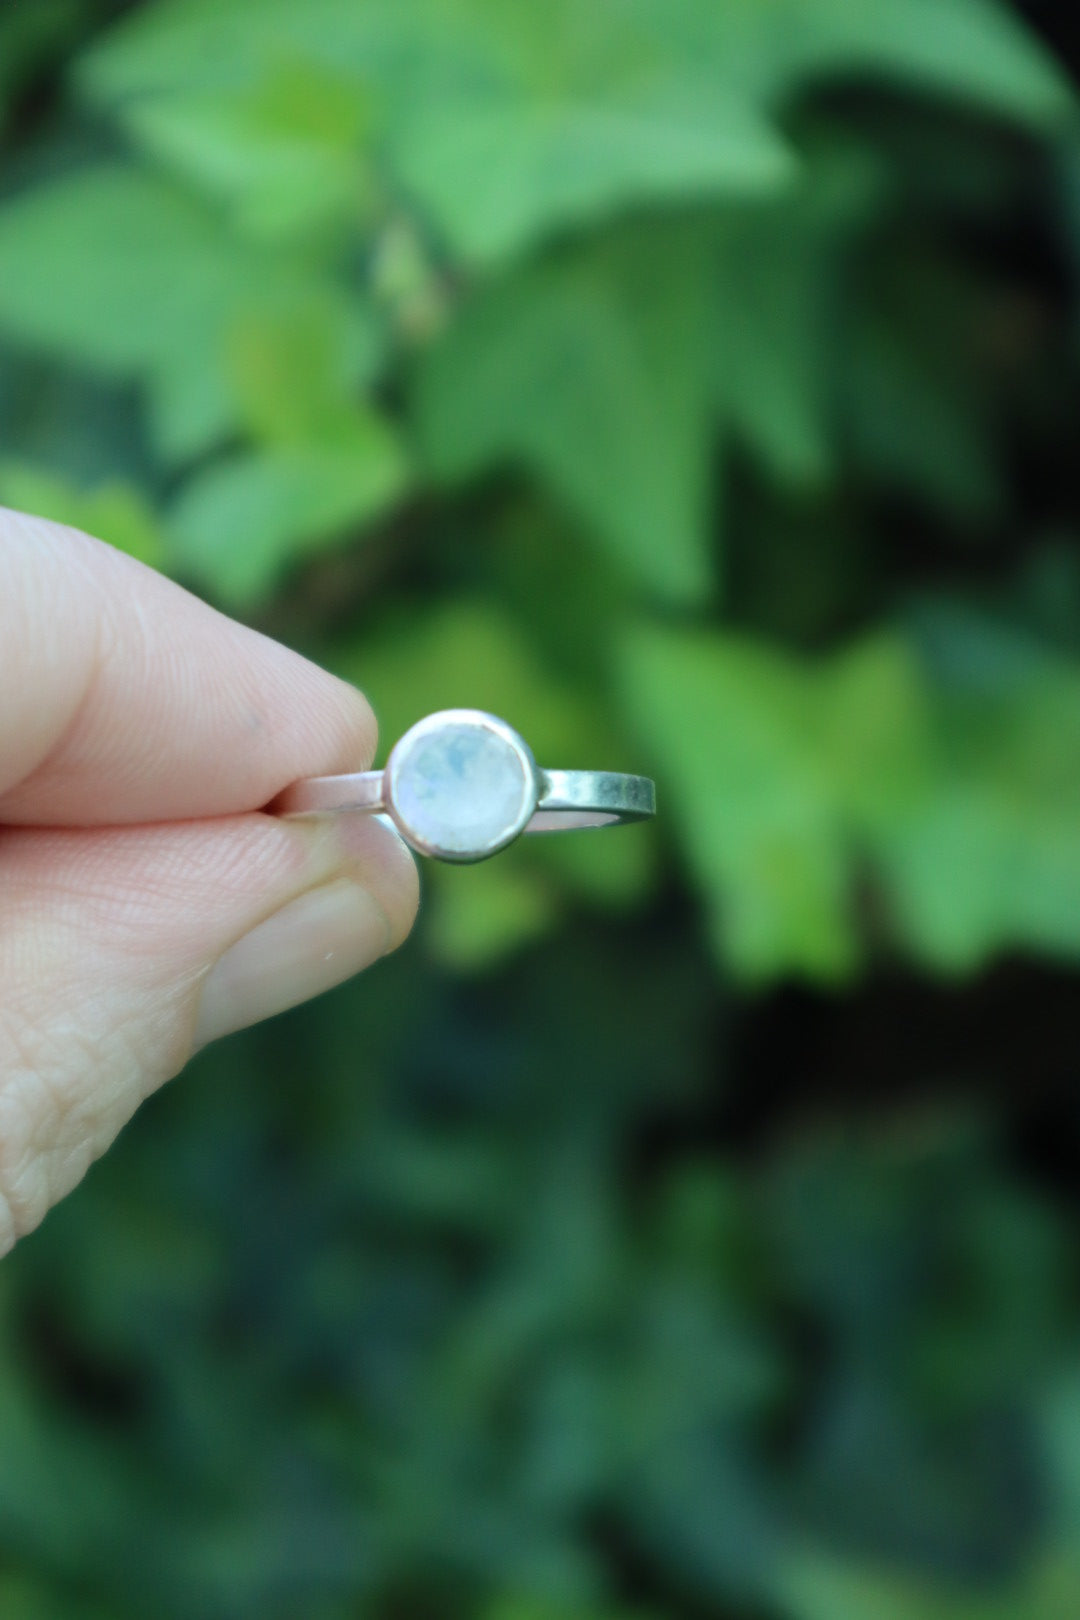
714;202;839;488
333;597;610;765
647;0;1072;130
169;409;408;604
83;0;793;265
0;166;379;463
83;0;1072;139
0;168;247;458
794;0;1075;130
780;1546;1080;1620
223;296;384;447
711;139;885;489
82;0;1067;270
619;624;876;980
390;78;793;267
879;665;1080;972
623;619;1080;980
415;222;715;604
120;59;375;241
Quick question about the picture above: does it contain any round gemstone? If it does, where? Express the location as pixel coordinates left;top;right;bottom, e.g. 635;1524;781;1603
388;717;535;859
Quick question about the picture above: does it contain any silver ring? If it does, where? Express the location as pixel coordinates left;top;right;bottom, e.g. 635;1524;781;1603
274;708;656;863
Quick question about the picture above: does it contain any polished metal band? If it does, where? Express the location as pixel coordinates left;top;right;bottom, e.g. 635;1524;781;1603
275;767;655;832
276;708;655;862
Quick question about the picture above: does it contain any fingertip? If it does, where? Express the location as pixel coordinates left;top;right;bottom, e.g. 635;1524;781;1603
330;812;422;951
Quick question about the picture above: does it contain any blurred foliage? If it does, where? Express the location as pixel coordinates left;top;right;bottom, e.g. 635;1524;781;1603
3;0;1080;1616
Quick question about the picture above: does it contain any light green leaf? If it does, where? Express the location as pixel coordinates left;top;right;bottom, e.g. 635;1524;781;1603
334;597;608;765
223;297;383;447
0;166;380;463
169;409;409;603
0;463;167;571
621;624;868;980
883;604;1080;969
0;167;246;457
424;860;560;974
83;0;793;265
623;619;1080;980
83;0;1072;140
390;80;794;267
415;223;715;604
121;59;375;240
528;822;657;909
79;0;409;102
83;0;1066;271
880;730;1080;974
0;171;208;355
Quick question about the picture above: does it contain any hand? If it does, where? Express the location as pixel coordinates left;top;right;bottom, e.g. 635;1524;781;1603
0;508;419;1254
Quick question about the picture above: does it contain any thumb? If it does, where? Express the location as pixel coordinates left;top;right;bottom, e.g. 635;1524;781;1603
0;809;417;1254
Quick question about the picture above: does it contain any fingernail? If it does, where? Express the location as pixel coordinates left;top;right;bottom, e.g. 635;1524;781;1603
194;880;392;1048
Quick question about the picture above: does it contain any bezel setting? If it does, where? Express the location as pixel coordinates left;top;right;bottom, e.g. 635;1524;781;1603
384;709;541;862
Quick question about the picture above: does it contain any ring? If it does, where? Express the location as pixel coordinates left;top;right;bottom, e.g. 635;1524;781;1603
274;708;656;863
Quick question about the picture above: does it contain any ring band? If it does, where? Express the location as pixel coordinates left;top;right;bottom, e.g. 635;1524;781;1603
275;768;655;828
274;709;655;863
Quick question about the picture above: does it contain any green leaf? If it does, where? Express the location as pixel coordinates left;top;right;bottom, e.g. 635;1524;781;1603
0;168;245;457
84;0;793;265
619;624;881;980
879;717;1080;973
780;1547;1080;1620
120;59;375;241
223;297;383;447
0;463;167;570
881;605;1080;970
844;303;1005;526
794;0;1075;131
711;139;885;487
415;222;715;604
424;860;560;974
389;76;794;267
333;597;608;765
714;202;838;488
0;166;379;463
169;409;408;603
624;618;1080;980
82;0;1067;271
645;0;1072;130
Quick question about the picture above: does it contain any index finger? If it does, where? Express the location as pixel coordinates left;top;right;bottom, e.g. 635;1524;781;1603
0;508;377;825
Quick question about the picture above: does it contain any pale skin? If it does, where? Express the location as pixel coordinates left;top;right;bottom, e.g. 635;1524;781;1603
0;507;420;1256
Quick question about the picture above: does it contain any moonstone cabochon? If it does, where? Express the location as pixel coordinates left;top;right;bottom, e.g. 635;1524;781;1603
385;711;538;860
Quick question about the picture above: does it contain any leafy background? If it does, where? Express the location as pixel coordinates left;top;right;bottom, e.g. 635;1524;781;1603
3;0;1080;1615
